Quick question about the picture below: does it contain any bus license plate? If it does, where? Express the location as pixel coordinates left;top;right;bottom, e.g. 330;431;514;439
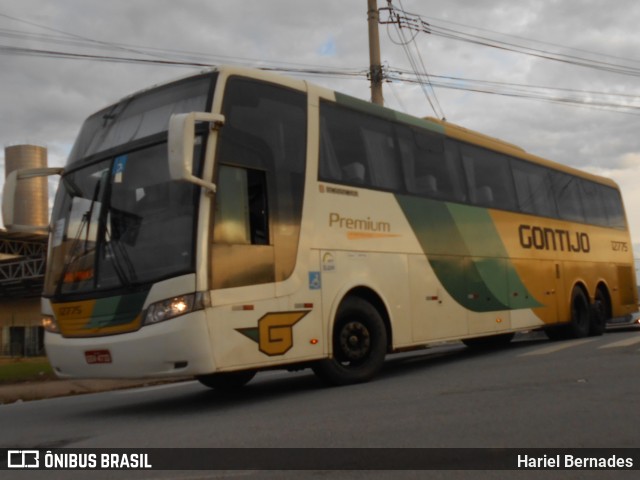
85;350;112;364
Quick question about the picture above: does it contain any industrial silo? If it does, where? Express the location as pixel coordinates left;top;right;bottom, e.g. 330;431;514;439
4;144;49;229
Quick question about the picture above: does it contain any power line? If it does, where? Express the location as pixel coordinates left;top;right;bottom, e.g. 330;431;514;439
0;8;368;77
385;0;445;119
388;71;640;116
419;13;640;74
4;42;638;116
2;10;640;116
380;2;640;78
0;44;369;79
0;12;167;61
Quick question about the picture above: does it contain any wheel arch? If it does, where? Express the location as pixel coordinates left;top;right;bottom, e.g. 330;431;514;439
334;286;393;352
570;281;590;307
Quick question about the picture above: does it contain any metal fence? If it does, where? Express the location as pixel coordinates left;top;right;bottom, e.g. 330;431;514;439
0;326;45;357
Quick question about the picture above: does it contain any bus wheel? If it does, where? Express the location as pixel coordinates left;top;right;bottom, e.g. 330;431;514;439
589;289;608;336
197;370;256;390
566;287;591;339
312;297;387;386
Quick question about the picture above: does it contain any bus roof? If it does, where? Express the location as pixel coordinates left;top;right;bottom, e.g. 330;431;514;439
89;65;620;191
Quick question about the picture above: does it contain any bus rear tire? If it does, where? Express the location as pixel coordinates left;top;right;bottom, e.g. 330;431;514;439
312;297;387;386
589;288;608;336
567;287;591;338
545;287;591;340
197;370;256;390
549;287;591;340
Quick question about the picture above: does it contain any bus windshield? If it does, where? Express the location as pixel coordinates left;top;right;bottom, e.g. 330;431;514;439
43;73;215;298
68;73;215;165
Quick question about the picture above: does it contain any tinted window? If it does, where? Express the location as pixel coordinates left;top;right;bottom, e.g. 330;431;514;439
213;165;269;245
45;142;202;296
578;179;608;227
512;160;557;217
601;186;627;229
460;144;517;210
397;127;465;202
551;171;584;222
319;102;402;191
69;74;215;164
216;77;307;284
219;77;306;233
319;100;627;232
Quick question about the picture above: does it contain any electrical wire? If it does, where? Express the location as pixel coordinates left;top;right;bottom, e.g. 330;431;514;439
382;2;640;78
387;71;640;116
387;0;446;119
2;43;639;115
0;12;368;76
2;10;640;117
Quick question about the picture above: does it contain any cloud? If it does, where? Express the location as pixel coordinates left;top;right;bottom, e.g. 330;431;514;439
1;0;640;254
619;152;640;169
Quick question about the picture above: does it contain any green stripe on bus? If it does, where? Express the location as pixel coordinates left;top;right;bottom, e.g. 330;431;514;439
87;290;148;328
395;195;541;312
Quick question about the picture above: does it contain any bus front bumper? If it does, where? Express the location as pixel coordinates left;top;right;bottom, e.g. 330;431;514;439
45;311;215;379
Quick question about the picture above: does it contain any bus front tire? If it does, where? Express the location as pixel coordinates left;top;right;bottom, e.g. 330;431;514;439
312;297;387;386
197;370;256;390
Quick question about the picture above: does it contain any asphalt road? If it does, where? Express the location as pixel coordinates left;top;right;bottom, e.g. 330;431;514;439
1;328;639;479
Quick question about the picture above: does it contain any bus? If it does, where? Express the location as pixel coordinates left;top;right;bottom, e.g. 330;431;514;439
3;66;637;388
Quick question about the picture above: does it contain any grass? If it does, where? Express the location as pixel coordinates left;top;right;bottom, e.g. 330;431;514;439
0;357;57;384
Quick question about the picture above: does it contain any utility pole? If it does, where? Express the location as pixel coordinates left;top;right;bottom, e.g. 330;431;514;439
367;0;384;105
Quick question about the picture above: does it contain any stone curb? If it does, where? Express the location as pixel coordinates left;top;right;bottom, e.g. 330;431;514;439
0;379;179;405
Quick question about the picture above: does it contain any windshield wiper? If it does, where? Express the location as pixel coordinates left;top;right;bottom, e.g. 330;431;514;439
57;179;103;290
103;222;138;288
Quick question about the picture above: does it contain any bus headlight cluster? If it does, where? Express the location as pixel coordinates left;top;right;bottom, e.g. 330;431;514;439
143;293;206;326
42;315;60;333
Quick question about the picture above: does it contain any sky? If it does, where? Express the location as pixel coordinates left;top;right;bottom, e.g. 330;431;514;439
1;0;639;257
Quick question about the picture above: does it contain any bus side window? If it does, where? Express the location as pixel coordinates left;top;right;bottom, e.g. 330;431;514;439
578;179;608;227
213;165;269;246
511;160;557;218
460;144;517;210
319;104;368;185
600;186;627;229
319;101;402;192
361;124;401;190
551;171;585;223
398;126;465;202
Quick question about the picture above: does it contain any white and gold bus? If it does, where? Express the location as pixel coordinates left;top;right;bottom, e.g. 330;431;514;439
3;66;637;387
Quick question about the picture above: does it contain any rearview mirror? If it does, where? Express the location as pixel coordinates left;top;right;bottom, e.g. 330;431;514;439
168;112;224;193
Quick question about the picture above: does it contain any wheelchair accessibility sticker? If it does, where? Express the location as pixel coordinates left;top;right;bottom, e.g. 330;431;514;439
308;271;321;290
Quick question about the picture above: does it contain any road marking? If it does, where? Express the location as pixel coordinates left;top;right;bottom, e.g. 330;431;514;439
519;338;595;357
598;335;640;349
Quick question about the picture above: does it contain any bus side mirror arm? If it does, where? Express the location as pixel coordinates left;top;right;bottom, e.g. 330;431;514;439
168;112;224;193
2;167;64;233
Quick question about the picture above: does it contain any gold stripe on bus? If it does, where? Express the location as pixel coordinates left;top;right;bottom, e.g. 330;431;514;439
489;209;635;322
52;300;142;338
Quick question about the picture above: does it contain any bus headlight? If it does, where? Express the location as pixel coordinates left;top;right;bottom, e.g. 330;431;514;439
42;315;60;333
143;293;206;326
